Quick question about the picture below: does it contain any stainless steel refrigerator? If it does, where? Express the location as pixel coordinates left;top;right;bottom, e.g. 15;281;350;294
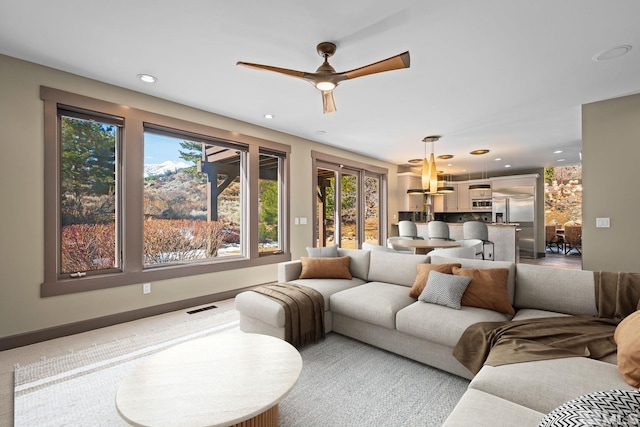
492;186;536;258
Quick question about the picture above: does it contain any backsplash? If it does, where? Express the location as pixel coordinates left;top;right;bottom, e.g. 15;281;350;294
434;212;492;223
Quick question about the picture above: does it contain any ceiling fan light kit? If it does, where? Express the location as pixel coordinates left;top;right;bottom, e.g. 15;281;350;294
237;42;410;114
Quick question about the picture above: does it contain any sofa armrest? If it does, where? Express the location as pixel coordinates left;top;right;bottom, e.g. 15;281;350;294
278;260;303;283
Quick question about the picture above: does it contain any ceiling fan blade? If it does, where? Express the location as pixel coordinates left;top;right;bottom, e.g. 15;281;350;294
344;51;410;80
236;61;306;79
322;90;336;114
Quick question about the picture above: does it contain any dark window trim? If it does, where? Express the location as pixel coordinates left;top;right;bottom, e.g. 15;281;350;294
311;151;388;249
41;86;291;297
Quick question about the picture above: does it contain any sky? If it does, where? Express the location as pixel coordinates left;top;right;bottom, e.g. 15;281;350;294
143;133;185;164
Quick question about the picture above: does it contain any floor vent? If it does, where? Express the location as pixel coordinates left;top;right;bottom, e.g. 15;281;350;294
186;305;218;315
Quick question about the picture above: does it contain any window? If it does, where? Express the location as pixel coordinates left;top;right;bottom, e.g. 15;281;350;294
313;152;387;249
42;87;290;296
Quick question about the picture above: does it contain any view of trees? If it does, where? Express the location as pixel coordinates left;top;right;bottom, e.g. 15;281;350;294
544;165;582;225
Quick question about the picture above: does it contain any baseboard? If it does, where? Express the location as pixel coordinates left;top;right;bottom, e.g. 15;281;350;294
0;285;261;351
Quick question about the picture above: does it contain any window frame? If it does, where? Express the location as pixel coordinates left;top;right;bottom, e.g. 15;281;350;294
42;87;290;297
311;151;388;249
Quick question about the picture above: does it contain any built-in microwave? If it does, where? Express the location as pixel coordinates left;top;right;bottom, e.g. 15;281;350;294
472;199;492;210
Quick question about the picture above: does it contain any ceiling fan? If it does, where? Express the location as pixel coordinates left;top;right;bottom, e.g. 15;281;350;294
237;42;410;114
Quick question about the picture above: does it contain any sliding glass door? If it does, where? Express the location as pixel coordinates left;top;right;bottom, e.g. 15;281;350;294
315;162;383;249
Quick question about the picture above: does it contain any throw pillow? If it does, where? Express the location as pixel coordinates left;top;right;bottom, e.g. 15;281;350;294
408;263;462;298
299;256;352;279
452;267;515;315
614;309;640;388
418;270;471;310
306;244;338;257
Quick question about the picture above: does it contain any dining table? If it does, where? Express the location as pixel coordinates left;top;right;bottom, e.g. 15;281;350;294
389;239;461;255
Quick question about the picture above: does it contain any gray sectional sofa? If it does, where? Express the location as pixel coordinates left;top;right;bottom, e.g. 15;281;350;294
234;249;637;426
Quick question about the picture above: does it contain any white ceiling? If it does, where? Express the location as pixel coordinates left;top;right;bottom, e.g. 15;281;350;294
2;1;639;176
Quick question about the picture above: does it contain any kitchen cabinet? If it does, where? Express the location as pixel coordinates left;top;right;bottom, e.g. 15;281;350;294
457;183;471;211
397;173;423;212
433;182;456;212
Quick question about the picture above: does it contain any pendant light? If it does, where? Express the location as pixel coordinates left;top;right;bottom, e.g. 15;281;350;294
438;173;455;193
422;136;440;194
469;149;491;191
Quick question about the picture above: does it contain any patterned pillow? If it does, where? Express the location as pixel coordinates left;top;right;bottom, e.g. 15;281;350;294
418;270;471;310
538;389;640;427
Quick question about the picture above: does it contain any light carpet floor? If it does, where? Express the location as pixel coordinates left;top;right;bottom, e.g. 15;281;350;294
14;313;469;427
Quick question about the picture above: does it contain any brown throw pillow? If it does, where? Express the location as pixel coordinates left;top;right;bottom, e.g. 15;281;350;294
299;256;352;279
409;263;462;298
614;310;640;387
452;267;515;315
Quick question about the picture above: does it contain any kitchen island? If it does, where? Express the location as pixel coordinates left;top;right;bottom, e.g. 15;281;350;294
414;223;519;262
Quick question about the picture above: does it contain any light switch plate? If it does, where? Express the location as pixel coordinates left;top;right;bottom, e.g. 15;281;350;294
300;217;308;225
596;217;610;228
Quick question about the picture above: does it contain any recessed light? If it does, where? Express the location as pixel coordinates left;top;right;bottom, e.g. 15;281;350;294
554;150;563;154
264;114;274;119
592;45;632;62
494;158;502;161
315;130;327;135
137;74;157;83
557;158;566;162
504;164;512;168
470;149;490;155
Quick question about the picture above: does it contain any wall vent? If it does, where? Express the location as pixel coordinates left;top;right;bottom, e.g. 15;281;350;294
186;305;218;315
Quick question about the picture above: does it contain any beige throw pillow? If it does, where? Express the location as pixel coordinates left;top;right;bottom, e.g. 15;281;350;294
408;263;462;298
452;267;515;315
299;256;352;280
614;310;640;388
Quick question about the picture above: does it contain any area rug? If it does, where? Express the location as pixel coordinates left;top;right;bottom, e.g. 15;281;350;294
14;313;469;426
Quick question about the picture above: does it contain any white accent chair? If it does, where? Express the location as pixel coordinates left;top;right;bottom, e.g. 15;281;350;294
427;246;476;259
385;236;415;253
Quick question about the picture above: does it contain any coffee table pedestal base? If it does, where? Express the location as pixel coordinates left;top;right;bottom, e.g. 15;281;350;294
232;404;278;427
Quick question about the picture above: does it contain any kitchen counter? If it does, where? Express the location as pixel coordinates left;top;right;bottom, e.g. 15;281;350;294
414;223;519;262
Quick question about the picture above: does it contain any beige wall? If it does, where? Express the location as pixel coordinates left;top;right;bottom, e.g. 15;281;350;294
0;55;397;339
582;93;640;273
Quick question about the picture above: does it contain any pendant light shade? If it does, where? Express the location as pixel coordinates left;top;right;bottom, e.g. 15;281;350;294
421;135;441;194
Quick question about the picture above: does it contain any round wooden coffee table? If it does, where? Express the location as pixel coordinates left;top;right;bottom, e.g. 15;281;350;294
116;333;302;427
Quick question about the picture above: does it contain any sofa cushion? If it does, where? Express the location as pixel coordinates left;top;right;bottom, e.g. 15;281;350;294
429;256;516;303
396;302;510;347
299;256;351;279
337;248;370;281
442;389;545;427
418;271;471;310
408;263;462;298
514;263;597;316
330;282;416;329
453;267;515;316
289;277;367;309
367;251;429;287
511;308;570;321
306;244;338;257
614;309;640;387
469;357;636;414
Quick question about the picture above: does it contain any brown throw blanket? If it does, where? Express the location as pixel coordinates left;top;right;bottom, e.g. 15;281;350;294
453;316;618;375
454;271;640;375
252;283;325;348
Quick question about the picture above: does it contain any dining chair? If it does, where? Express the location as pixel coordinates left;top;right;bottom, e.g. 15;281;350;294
563;225;582;254
398;221;423;240
427;221;454;241
545;224;563;253
462;221;494;260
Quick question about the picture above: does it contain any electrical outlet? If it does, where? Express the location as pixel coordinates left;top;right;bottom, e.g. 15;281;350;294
143;283;151;294
596;217;610;228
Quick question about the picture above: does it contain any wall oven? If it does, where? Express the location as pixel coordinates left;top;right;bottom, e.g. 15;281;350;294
472;199;492;210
